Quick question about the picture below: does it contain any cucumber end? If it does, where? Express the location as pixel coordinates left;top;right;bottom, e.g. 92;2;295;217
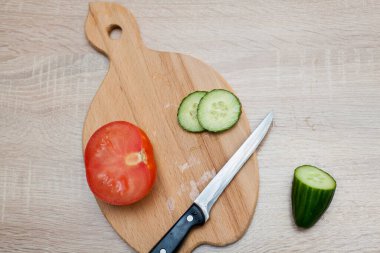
292;165;336;228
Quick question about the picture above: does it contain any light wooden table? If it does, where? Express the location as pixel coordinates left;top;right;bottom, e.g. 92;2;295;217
1;1;380;252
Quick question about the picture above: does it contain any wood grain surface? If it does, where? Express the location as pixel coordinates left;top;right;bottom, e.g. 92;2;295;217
83;3;259;252
1;0;380;252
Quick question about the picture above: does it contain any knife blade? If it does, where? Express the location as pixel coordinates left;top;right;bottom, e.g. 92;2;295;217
150;112;273;253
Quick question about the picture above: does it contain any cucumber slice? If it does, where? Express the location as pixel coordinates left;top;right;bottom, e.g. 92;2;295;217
292;165;336;228
197;89;242;132
177;91;207;132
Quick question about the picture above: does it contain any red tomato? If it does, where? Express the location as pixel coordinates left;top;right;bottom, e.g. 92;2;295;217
84;121;156;205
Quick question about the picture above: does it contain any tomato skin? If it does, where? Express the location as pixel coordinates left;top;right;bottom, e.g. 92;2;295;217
84;121;156;205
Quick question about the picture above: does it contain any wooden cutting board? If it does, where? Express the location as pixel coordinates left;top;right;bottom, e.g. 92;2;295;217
82;3;259;252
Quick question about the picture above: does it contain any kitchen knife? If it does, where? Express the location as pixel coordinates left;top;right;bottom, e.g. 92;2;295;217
150;112;273;253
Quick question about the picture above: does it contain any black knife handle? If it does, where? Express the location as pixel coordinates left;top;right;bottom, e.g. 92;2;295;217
150;203;206;253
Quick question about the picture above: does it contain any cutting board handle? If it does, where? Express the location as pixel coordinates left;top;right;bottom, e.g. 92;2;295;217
85;2;144;56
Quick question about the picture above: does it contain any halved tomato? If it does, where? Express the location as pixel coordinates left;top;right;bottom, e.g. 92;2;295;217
84;121;156;205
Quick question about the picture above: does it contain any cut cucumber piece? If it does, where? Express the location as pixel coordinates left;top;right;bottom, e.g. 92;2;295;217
177;91;207;132
292;165;336;228
197;89;242;132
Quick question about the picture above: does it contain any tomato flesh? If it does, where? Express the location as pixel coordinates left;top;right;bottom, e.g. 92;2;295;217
84;121;156;205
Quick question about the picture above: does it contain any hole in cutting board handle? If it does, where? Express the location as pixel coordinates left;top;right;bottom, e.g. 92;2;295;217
108;24;122;40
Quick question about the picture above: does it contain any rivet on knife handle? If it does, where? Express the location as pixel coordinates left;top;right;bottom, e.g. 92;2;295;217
149;204;205;253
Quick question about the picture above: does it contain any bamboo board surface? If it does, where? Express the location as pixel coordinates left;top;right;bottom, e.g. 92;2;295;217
82;3;259;252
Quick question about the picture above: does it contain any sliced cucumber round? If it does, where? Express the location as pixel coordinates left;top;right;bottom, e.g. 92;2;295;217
292;165;336;228
177;91;207;132
197;89;241;132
